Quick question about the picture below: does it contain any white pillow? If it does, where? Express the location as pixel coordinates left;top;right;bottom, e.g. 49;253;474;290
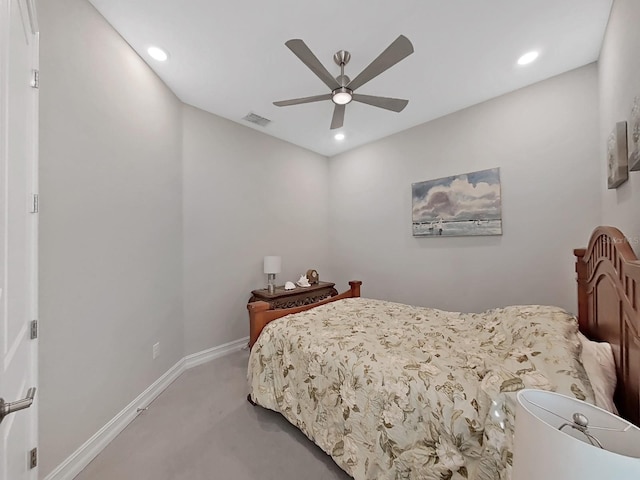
577;332;618;414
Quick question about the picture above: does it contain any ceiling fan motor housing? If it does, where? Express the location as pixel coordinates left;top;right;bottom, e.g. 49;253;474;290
335;74;350;87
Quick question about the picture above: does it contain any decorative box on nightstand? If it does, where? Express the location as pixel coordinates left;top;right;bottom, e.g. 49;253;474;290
248;281;338;309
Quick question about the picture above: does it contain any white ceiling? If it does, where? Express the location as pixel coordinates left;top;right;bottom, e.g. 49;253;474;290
87;0;612;157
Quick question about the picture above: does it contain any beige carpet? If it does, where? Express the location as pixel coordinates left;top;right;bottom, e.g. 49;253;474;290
74;349;351;480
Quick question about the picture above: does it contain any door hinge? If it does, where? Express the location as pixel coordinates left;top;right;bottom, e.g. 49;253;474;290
30;69;39;89
30;194;38;213
30;320;38;339
29;447;37;469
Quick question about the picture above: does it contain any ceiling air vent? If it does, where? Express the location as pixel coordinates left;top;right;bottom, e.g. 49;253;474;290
242;112;271;127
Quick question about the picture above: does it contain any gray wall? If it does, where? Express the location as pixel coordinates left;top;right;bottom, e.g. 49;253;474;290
38;0;332;474
328;65;601;314
38;0;184;475
182;105;331;354
599;0;640;253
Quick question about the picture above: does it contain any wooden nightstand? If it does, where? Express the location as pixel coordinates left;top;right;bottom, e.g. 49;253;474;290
248;281;338;309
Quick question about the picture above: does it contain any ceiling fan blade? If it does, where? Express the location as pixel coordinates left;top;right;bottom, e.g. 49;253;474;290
352;94;409;112
330;104;345;130
347;35;414;91
285;39;340;91
273;93;332;107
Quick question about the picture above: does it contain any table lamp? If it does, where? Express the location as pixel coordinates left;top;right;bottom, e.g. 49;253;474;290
263;256;281;294
513;389;640;480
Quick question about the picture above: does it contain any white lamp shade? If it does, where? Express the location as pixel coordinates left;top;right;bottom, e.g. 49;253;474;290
263;256;281;274
513;389;640;480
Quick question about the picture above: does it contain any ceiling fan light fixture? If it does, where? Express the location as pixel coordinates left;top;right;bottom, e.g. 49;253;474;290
332;88;353;105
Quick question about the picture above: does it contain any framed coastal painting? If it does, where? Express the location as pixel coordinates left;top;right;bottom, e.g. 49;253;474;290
629;97;640;172
412;167;502;237
607;121;628;189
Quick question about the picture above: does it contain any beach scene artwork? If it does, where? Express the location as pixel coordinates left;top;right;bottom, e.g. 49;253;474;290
412;168;502;237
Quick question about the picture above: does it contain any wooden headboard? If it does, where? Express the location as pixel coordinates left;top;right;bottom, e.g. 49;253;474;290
575;226;640;425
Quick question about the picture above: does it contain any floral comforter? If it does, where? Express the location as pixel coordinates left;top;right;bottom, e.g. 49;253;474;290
247;298;593;480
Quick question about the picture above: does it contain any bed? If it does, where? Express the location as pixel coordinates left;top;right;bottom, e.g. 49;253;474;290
246;226;640;479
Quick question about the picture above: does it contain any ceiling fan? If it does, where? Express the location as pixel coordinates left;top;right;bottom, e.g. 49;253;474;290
273;35;414;130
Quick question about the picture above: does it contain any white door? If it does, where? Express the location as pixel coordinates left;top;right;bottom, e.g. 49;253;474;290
0;0;39;478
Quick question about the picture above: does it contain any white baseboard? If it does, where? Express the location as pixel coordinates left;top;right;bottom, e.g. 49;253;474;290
184;336;249;369
44;336;249;480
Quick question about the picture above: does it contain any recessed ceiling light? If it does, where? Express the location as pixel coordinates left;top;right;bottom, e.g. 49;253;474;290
517;51;539;66
334;133;345;141
148;46;168;62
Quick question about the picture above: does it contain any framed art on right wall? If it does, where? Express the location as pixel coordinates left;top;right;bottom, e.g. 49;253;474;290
629;96;640;172
607;121;628;189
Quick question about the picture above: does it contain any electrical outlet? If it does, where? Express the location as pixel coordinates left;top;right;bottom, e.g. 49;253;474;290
153;342;160;359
